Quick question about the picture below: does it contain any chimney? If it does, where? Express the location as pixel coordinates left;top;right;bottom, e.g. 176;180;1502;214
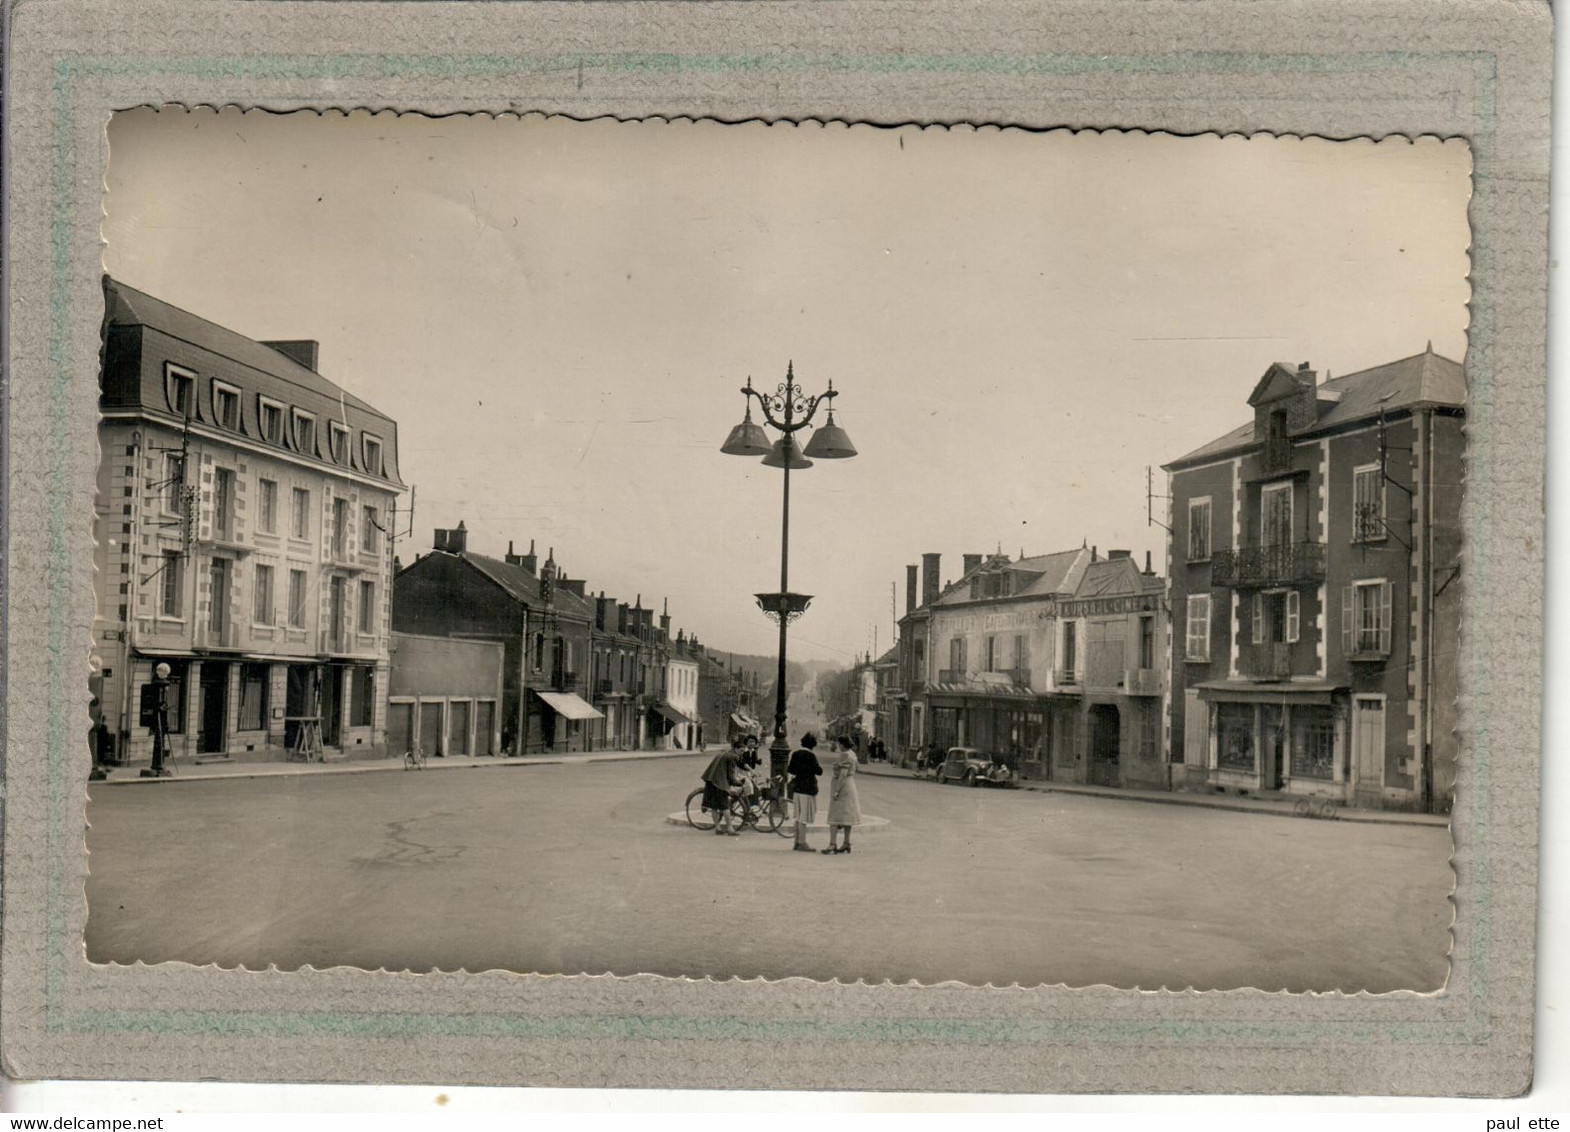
393;555;403;576
617;602;631;634
561;579;586;598
1108;549;1131;561
1145;550;1154;576
1091;545;1098;562
660;598;671;635
921;553;941;606
433;520;468;554
261;339;320;371
905;564;919;614
520;538;538;576
963;553;983;576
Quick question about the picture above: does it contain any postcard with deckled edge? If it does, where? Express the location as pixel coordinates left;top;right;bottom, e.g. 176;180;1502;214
0;0;1549;1100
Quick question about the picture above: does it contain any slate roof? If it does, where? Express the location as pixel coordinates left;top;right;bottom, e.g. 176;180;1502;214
1068;556;1165;600
462;552;599;621
1165;349;1466;469
101;275;403;486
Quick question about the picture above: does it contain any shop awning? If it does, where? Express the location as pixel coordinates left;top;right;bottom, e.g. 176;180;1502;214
1194;680;1343;706
652;702;694;725
534;690;604;720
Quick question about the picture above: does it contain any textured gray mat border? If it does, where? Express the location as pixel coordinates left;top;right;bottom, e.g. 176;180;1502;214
0;0;1548;1096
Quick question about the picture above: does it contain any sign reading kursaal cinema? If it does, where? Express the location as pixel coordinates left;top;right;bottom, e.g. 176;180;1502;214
1054;593;1164;619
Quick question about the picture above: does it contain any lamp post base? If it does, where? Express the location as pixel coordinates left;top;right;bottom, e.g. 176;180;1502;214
769;733;791;784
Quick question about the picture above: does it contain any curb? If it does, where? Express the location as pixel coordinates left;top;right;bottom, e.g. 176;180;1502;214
94;748;710;786
664;812;892;834
857;766;1448;828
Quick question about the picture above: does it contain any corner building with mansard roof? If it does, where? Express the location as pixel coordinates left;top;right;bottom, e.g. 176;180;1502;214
1162;349;1464;814
91;276;405;767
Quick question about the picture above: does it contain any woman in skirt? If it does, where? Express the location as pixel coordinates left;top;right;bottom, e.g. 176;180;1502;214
823;735;862;855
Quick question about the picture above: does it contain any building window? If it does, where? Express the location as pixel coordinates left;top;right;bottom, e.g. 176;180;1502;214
1139;615;1155;670
331;497;349;559
165;365;196;419
948;636;966;677
1188;497;1212;562
984;635;997;672
535;633;546;672
239;662;269;731
208;558;231;635
258;397;284;443
1013;634;1028;676
1290;705;1336;780
1061;622;1077;682
160;551;184;617
1285;590;1300;644
292;410;317;456
1261;482;1293;548
291;487;311;541
362;434;383;476
162;453;186;515
1184;594;1211;662
212;467;235;541
359;579;376;634
361;505;380;554
1216;703;1255;771
288;569;308;628
212;381;240;431
253;563;275;625
1345;579;1393;657
258;478;278;534
329;421;350;464
351;665;375;727
1354;464;1386;542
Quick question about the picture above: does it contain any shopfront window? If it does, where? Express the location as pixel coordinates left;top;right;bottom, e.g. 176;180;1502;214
1290;705;1336;780
1216;703;1255;772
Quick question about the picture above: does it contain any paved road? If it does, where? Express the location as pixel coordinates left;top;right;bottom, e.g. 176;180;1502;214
85;755;1452;992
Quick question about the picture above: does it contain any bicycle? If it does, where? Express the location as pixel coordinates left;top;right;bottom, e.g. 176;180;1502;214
404;743;427;771
685;776;792;836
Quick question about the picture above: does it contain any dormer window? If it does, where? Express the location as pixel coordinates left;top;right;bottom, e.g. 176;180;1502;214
292;409;317;456
257;397;284;444
165;364;196;420
328;421;350;464
212;380;241;431
362;434;384;477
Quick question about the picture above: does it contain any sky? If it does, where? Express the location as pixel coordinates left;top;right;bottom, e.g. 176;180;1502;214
102;110;1472;663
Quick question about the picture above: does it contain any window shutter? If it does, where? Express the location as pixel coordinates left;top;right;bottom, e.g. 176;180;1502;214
1252;594;1264;645
1286;591;1300;644
1379;581;1393;655
1341;585;1355;656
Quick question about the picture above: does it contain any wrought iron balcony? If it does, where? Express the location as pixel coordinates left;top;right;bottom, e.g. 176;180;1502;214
1240;642;1294;681
1261;436;1294;474
1210;542;1325;588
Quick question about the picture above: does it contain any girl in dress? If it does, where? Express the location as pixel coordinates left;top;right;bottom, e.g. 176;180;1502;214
823;735;862;855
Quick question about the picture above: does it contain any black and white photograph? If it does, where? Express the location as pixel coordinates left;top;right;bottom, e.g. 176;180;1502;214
84;109;1470;995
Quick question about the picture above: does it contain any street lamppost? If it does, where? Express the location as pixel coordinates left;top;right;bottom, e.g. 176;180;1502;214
140;661;174;778
720;361;857;781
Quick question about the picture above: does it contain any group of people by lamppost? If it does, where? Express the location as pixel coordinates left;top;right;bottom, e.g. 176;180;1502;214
699;730;861;852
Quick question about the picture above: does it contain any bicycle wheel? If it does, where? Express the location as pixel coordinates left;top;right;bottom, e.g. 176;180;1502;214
730;796;757;830
764;796;789;835
686;788;716;830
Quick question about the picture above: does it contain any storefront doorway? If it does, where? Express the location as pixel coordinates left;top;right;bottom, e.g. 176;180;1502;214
197;662;228;754
1088;704;1120;787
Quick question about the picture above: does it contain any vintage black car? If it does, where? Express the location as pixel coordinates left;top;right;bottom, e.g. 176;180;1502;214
933;747;1016;788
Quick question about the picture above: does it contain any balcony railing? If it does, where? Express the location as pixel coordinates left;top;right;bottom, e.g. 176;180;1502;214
1123;668;1161;696
1240;642;1294;681
1261;435;1293;474
1057;667;1079;687
550;670;581;692
1210;541;1325;588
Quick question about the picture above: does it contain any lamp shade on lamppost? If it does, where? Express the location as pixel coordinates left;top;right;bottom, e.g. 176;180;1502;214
720;406;773;457
801;410;857;459
761;435;813;470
